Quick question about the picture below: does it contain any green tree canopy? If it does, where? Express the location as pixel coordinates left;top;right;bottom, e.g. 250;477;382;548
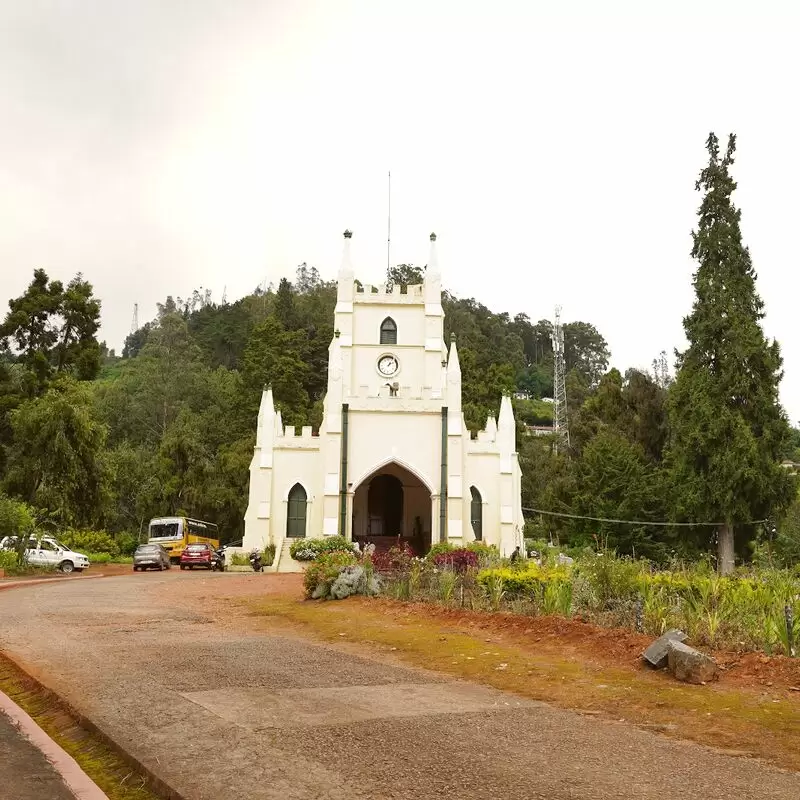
4;378;108;527
666;133;795;572
0;270;102;394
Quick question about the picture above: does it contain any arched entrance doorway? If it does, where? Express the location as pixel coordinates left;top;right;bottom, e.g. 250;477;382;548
352;462;431;556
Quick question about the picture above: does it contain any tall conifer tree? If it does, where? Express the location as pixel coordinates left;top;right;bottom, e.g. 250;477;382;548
667;133;794;573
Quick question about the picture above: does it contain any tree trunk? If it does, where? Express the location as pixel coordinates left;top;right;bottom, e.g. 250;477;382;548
717;523;735;575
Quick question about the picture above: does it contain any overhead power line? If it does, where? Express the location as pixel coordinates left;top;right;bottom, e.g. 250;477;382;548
522;506;768;528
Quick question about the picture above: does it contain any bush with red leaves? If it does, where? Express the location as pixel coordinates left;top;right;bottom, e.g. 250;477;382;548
369;543;416;574
432;548;479;573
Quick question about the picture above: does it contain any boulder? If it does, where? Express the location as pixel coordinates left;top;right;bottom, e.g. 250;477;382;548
642;629;688;668
666;640;718;684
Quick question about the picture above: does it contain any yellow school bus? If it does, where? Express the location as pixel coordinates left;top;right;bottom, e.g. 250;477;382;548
147;517;220;563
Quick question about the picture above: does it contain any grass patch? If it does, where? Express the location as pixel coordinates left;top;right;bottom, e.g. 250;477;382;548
0;652;164;799
247;594;800;772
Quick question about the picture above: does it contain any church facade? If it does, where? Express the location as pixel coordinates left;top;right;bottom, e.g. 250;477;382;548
241;231;524;571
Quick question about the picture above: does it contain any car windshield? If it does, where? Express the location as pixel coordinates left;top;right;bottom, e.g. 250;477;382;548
186;545;208;552
136;545;160;553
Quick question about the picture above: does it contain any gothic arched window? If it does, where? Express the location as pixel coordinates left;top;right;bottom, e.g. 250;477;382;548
380;317;397;345
286;483;308;538
470;486;483;541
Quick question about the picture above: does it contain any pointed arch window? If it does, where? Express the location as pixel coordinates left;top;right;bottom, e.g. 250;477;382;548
286;484;308;538
470;486;483;541
380;317;397;345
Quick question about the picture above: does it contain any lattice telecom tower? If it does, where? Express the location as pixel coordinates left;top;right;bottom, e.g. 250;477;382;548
130;303;138;334
551;305;570;454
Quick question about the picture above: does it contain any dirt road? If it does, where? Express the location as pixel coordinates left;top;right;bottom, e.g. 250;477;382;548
0;572;797;799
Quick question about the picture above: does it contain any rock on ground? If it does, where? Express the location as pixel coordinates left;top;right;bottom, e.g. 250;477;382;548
643;629;688;669
667;640;719;684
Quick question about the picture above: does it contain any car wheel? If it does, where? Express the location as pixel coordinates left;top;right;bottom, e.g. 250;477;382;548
133;566;139;571
180;565;186;570
59;560;74;574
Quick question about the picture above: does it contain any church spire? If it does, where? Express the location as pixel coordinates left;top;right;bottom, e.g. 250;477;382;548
446;333;460;381
256;385;275;447
497;394;516;453
424;231;441;306
337;229;354;302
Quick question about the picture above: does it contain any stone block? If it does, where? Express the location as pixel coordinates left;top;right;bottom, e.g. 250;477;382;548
642;629;688;668
667;640;718;684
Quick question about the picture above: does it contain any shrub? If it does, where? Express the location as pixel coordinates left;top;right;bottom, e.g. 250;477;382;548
115;533;139;556
83;552;134;564
304;552;358;598
574;552;643;610
329;565;381;600
465;541;499;558
432;548;479;573
0;494;36;540
231;545;276;567
61;530;119;557
477;563;572;598
370;543;416;574
290;536;355;561
426;541;455;560
0;550;18;571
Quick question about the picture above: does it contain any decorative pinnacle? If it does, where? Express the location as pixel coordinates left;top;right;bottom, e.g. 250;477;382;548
450;333;456;343
343;229;353;239
430;232;437;241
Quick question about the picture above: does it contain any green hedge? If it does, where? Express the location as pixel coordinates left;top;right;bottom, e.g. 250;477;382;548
290;536;355;561
477;564;572;597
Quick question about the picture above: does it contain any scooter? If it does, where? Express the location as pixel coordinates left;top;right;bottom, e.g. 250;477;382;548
249;550;264;572
211;546;226;572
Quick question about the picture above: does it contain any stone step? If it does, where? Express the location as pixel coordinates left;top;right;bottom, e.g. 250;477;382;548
275;539;305;573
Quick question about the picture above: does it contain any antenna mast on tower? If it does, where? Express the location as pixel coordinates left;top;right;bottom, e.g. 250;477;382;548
551;305;570;455
387;170;391;273
130;303;139;334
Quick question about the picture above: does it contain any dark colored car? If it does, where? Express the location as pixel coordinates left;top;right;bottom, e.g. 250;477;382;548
133;543;171;571
180;543;213;570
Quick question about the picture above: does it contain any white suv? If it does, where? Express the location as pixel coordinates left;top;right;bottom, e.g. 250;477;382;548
0;535;91;574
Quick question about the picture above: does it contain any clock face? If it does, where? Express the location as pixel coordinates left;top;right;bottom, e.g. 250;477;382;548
377;354;399;377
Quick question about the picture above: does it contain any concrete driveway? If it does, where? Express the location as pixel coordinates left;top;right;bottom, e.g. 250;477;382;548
0;572;797;800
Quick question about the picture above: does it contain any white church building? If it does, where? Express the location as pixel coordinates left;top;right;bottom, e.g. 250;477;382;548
241;231;524;571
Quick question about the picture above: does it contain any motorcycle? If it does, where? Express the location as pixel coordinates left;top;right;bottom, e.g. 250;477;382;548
211;546;227;572
249;550;264;572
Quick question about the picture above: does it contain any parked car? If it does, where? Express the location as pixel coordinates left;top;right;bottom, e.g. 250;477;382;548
180;543;213;570
0;535;90;574
133;543;171;572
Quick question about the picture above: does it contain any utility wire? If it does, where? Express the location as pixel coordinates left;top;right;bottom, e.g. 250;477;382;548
522;506;768;528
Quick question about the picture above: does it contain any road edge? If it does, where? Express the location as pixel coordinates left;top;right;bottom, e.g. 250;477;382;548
0;687;108;800
0;650;188;800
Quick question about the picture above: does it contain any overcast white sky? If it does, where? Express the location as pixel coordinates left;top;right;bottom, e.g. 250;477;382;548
2;1;799;418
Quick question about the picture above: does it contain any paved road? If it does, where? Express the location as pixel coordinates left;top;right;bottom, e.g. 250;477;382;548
0;706;75;800
0;573;797;800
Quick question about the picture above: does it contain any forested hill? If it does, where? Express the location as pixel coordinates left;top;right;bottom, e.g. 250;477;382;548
0;261;611;542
